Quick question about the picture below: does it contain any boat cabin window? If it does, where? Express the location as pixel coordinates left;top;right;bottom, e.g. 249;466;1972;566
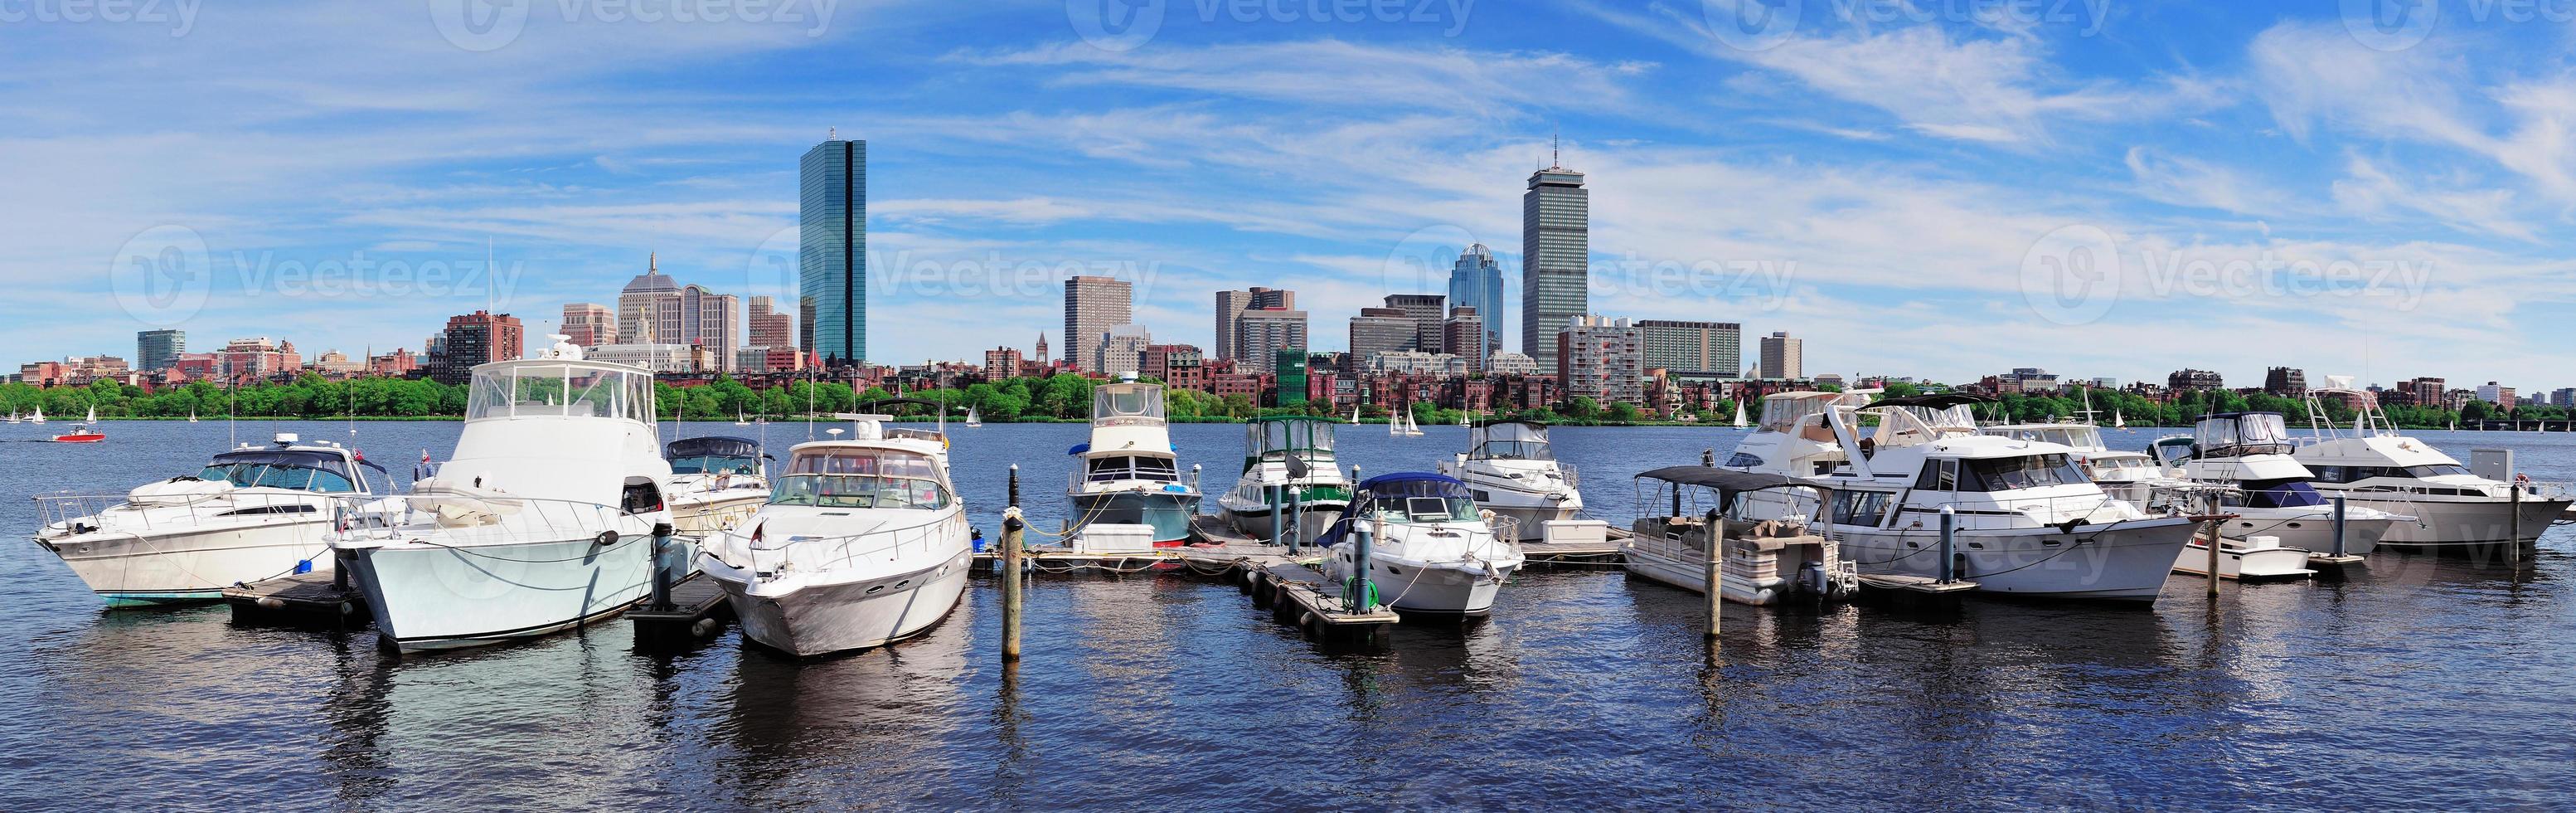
670;455;760;475
2233;479;2326;509
620;479;665;514
1473;440;1553;460
1087;455;1179;483
1829;490;1894;526
2308;464;2471;483
1995;426;2103;450
1915;459;1960;491
770;474;952;510
1949;454;2089;492
197;451;363;494
1359;480;1479;523
2196;413;2292;456
467;364;652;425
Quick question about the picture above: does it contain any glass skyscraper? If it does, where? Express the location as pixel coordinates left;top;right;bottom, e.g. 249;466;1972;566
1521;164;1588;369
799;137;866;367
1445;243;1503;362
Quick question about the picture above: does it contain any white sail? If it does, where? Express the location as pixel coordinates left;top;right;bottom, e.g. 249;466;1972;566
1731;400;1747;428
965;406;982;427
2113;410;2125;429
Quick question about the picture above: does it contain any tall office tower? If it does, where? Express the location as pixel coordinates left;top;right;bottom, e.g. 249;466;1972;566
1446;244;1503;362
433;310;524;386
1637;319;1741;377
1442;308;1485;373
1521;146;1588;369
136;329;184;372
1214;286;1295;363
560;303;615;348
1759;331;1803;379
672;285;740;372
1381;293;1447;353
1347;307;1416;363
1234;307;1307;369
747;295;794;353
1064;275;1133;373
800;134;866;366
617;254;677;343
1097;324;1152;377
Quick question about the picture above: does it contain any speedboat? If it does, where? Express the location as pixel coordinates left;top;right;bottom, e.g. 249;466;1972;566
698;415;973;656
332;338;675;652
2292;378;2571;548
1437;419;1581;528
1622;465;1856;606
663;435;773;536
1319;473;1523;617
1215;416;1351;545
1066;376;1201;545
32;433;387;607
2145;411;2407;557
1722;392;2202;602
51;406;104;442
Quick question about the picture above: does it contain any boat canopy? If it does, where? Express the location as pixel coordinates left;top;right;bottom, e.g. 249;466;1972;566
2195;412;2293;457
1469;420;1553;460
1317;473;1477;545
666;436;767;474
1246;416;1336;457
1092;382;1166;426
199;448;382;493
1757;392;1852;432
1635;465;1817;499
466;361;654;426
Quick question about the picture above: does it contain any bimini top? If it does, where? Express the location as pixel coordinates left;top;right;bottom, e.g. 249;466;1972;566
1635;465;1816;494
665;436;764;460
1356;471;1468;493
1473;418;1549;430
1316;473;1476;547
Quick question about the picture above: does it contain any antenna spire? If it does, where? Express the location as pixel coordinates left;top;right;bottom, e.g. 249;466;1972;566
829;126;837;140
1550;124;1560;168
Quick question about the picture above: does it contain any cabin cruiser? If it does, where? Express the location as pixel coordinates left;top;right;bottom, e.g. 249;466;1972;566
1437;420;1582;528
2144;411;2407;557
2292;379;2572;548
32;433;388;607
663;436;772;536
1067;377;1201;546
698;415;973;656
1722;392;2201;602
1215;416;1351;545
1319;473;1524;617
1622;466;1856;606
1981;421;2166;507
332;340;675;652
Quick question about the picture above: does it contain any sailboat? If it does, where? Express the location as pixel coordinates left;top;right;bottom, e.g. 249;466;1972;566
31;406;45;425
1389;407;1424;437
4;410;17;424
1730;399;1748;429
2113;410;2126;430
965;406;982;428
187;408;198;424
734;406;750;426
1349;406;1361;425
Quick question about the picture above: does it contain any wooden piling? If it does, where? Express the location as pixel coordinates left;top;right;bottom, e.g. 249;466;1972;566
1002;465;1024;663
1705;515;1724;640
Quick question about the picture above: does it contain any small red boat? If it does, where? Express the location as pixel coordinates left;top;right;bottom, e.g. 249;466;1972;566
51;426;105;443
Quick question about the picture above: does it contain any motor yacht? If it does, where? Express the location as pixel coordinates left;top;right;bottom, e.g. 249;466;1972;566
1215;416;1351;545
698;415;973;656
1319;473;1524;617
1437;420;1581;528
1067;377;1201;546
2292;378;2571;548
332;339;675;652
33;433;387;607
663;435;773;536
2144;411;2407;557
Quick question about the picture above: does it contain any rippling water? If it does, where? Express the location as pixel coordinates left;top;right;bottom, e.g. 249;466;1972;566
4;420;2574;810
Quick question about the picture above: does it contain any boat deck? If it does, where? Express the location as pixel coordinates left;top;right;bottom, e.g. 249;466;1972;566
223;571;366;626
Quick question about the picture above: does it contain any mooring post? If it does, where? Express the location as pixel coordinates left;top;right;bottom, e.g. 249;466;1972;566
1288;487;1303;555
1705;513;1725;640
1268;484;1281;548
2205;491;2223;596
649;522;677;611
1002;465;1024;663
1349;519;1376;611
1937;506;1957;585
2331;495;2348;558
2509;478;2523;565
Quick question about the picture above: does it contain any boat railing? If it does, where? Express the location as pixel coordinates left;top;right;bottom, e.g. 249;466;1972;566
1560;463;1579;490
1484;514;1523;550
324;494;651;548
33;489;339;534
708;513;958;577
2328;479;2574;501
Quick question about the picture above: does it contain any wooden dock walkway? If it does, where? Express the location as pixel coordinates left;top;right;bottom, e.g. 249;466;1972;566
629;572;733;647
223;571;366;626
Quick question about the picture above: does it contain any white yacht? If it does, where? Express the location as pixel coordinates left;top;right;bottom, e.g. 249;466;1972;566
333;342;675;652
2145;411;2407;557
2292;380;2572;548
1437;420;1582;528
1321;473;1524;617
32;433;388;607
698;416;973;657
1723;392;2201;602
1215;416;1351;545
1067;377;1201;545
1621;465;1856;606
1982;421;2166;507
663;436;772;536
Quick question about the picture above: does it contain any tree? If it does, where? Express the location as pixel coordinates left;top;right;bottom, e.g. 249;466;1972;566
1563;396;1601;421
1606;402;1641;423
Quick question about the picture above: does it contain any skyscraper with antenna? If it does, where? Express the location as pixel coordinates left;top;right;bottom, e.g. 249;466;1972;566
1521;132;1588;370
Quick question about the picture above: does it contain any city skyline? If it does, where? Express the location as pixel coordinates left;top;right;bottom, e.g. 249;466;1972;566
9;5;2576;391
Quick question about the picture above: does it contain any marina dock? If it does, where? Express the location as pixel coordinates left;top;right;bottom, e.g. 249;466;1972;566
628;572;734;647
970;514;1628;574
223;571;366;626
1248;561;1398;645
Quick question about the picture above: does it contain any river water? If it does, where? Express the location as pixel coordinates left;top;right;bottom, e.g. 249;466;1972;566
3;420;2573;810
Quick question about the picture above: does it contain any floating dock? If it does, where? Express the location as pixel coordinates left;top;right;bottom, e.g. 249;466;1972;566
223;571;366;626
1246;561;1397;645
1852;573;1979;609
628;572;733;648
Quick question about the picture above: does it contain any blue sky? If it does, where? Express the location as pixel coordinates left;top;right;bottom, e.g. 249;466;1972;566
5;1;2573;392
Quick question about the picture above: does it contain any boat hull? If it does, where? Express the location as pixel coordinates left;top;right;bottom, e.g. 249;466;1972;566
1620;543;1804;606
1222;501;1349;546
1069;489;1202;544
2210;509;2397;556
2331;494;2572;547
1836;518;2198;602
36;520;337;609
710;548;970;657
344;535;654;653
2172;539;2316;581
1363;560;1507;617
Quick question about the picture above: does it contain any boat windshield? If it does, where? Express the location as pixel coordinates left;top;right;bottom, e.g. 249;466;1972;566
670;455;760;475
1473;440;1553;460
196;450;361;493
2234;478;2326;509
466;363;653;425
1919;454;2091;492
788;448;941;479
1991;426;2105;450
1359;479;1481;523
1092;383;1167;425
1087;455;1180;483
2197;413;2292;456
769;474;950;510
